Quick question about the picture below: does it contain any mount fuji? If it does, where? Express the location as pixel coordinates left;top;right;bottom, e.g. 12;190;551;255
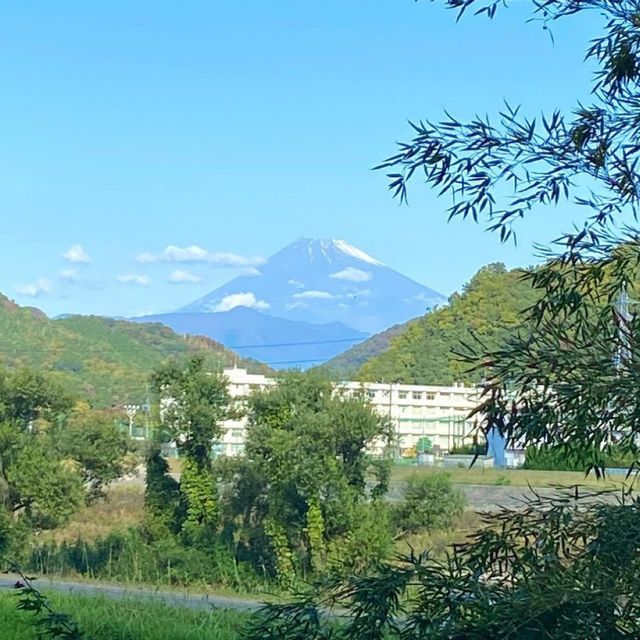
180;238;444;334
133;239;445;368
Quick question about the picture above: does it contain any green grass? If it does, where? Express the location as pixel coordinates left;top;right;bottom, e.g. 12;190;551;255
390;465;626;488
0;591;246;639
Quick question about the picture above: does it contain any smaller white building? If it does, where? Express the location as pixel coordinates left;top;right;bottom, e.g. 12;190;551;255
216;369;276;456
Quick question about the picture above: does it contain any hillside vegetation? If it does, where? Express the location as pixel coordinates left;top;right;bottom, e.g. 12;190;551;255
0;294;265;407
319;321;410;379
356;263;538;385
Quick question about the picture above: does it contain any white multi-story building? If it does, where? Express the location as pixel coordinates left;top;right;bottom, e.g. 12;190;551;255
215;368;480;457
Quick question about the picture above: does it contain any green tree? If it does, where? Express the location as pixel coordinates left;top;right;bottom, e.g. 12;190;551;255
143;442;183;537
0;369;82;531
6;437;84;530
0;366;133;556
219;371;394;581
53;405;135;501
0;368;73;426
150;356;231;536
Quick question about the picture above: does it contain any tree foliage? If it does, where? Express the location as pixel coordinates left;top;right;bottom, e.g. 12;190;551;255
358;263;538;385
243;0;640;636
150;356;231;536
0;293;267;408
244;490;640;640
53;404;135;501
0;366;133;557
217;371;396;581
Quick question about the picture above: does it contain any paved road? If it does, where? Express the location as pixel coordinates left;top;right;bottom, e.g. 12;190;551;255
459;485;560;511
385;482;623;511
0;573;264;613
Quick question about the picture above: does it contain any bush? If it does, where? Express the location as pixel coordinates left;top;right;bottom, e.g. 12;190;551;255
326;501;393;575
26;527;263;592
393;474;465;536
449;442;486;456
523;444;637;472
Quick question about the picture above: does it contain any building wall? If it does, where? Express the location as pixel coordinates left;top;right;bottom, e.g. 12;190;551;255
216;368;480;457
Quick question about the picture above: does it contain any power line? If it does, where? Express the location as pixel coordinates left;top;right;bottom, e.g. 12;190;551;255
260;357;329;366
228;337;365;349
0;335;367;354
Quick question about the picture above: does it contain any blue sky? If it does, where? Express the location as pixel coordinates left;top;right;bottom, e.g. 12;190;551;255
0;1;598;317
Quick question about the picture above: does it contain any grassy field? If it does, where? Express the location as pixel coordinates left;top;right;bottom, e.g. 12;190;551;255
0;591;246;640
168;457;625;488
390;465;629;488
41;485;144;544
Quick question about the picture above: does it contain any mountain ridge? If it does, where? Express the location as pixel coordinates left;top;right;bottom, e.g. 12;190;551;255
133;306;368;368
0;293;266;407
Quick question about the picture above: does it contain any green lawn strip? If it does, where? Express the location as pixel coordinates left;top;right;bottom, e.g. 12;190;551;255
9;571;281;606
0;590;247;640
390;465;626;488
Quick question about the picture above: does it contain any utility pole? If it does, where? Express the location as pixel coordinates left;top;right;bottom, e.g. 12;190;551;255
614;288;633;371
124;404;139;438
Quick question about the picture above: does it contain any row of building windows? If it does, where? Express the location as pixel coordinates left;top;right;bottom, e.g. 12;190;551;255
367;389;446;401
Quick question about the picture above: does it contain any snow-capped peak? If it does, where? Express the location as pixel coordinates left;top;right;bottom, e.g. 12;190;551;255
331;239;384;266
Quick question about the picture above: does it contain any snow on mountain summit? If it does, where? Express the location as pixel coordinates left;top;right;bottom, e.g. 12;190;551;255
331;239;384;266
284;238;384;267
179;238;445;334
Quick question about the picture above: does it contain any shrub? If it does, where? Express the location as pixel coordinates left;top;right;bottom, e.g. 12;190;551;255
449;442;486;456
393;474;465;536
523;444;637;473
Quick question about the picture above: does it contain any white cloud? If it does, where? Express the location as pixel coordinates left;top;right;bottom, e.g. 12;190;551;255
62;245;90;264
137;245;266;267
330;267;372;283
288;279;305;288
117;274;151;286
136;251;156;264
293;290;334;300
59;269;78;283
162;245;209;262
16;278;52;297
214;292;270;312
168;270;202;284
208;251;266;267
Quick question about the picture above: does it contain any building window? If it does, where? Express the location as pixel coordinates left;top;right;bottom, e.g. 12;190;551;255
412;391;422;400
398;391;408;399
367;389;376;399
231;429;243;438
426;392;436;401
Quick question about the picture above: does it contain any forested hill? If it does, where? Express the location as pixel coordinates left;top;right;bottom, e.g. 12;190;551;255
318;321;411;380
0;294;267;407
352;263;538;385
